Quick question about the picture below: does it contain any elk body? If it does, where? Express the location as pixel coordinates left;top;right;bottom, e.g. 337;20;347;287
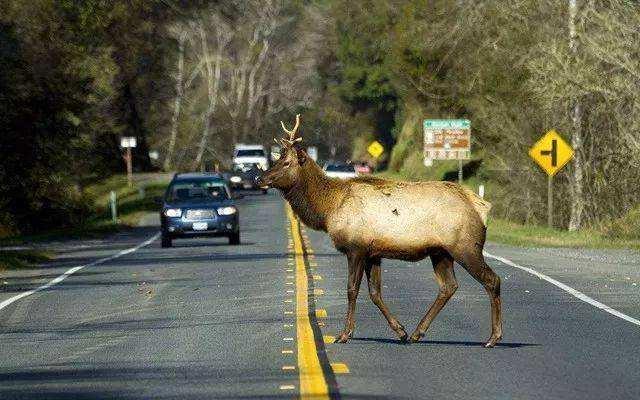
259;115;503;347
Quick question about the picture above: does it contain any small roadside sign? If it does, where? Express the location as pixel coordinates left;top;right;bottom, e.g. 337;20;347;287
423;119;471;161
528;130;574;176
423;119;471;183
120;137;137;148
529;129;574;228
367;141;384;159
120;137;137;187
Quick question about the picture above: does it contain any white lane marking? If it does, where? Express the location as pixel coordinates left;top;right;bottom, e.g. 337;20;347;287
484;250;640;327
0;233;160;312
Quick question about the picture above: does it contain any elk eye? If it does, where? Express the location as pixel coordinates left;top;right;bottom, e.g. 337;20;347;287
283;161;291;167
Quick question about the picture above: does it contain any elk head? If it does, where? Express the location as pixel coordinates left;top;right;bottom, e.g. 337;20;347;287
257;114;308;190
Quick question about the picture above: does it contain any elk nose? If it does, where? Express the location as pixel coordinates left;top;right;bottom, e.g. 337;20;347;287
255;175;266;187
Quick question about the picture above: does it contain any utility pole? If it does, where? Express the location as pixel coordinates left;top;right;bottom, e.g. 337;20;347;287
568;0;584;231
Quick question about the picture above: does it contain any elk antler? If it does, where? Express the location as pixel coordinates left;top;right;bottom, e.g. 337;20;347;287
279;114;302;146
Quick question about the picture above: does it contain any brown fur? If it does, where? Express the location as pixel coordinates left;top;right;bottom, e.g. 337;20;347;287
258;120;503;347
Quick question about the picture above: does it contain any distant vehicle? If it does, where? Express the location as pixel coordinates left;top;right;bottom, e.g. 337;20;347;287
160;173;240;248
323;163;358;179
233;144;269;171
229;162;267;194
354;162;372;174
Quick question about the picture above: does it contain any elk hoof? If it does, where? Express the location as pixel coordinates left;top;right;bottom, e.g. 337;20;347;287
334;332;351;343
408;331;424;343
484;335;502;348
394;326;409;342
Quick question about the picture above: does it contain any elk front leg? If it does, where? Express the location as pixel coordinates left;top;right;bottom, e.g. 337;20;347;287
365;258;408;342
335;252;365;343
409;252;458;342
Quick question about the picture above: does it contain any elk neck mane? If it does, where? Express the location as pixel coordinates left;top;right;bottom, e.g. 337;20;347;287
282;157;346;232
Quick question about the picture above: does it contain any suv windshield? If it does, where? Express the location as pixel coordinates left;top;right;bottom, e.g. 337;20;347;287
325;164;355;173
233;163;261;173
235;149;265;157
166;180;229;202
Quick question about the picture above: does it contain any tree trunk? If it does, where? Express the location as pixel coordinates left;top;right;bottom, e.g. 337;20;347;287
193;22;222;170
568;0;584;230
164;29;187;171
243;40;270;141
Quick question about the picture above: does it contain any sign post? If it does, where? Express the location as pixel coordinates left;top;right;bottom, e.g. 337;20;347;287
423;119;471;184
528;130;574;228
120;137;137;187
109;190;117;224
548;175;553;228
306;146;318;162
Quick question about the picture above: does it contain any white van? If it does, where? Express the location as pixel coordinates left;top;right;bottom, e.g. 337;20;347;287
233;144;269;171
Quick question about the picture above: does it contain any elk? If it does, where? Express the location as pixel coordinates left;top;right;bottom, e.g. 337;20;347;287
258;115;502;347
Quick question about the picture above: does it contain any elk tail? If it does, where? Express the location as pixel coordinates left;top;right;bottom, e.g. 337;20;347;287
461;186;491;226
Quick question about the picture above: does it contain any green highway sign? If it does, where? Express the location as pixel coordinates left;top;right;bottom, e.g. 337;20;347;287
423;118;471;161
423;119;470;130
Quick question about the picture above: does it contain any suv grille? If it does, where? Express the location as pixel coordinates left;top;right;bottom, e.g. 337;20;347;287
185;209;215;220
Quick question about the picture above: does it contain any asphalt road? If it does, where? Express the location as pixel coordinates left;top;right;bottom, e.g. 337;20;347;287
1;192;639;399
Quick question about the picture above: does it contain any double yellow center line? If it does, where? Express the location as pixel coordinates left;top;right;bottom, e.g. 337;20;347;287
286;206;339;399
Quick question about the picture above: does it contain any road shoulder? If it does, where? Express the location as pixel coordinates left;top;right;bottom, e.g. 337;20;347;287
485;242;640;320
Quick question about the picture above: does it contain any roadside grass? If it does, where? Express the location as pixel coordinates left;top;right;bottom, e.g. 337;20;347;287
0;249;52;271
0;175;170;246
488;218;640;250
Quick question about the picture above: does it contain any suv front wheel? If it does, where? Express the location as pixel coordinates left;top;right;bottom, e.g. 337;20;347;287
161;234;173;248
228;232;240;245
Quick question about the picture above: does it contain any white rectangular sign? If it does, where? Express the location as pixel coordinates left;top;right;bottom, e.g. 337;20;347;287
120;137;137;148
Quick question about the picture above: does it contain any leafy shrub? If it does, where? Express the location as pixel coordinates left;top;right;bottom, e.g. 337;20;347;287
605;207;640;239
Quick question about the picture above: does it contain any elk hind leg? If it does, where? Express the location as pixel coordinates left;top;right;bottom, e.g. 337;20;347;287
457;248;503;348
409;251;458;342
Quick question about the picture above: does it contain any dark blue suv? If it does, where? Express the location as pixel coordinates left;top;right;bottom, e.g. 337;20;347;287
160;173;240;248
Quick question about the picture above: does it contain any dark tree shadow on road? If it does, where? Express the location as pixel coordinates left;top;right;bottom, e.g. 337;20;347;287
0;363;342;400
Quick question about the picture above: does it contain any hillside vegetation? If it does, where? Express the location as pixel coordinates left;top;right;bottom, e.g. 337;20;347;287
1;0;638;240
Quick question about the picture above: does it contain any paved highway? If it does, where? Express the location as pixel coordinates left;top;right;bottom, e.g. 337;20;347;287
1;192;639;399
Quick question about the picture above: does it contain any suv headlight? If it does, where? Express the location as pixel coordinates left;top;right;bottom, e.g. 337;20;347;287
217;206;237;216
230;176;242;183
164;208;182;217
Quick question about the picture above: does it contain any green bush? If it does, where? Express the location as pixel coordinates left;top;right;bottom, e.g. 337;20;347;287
605;207;640;239
0;250;51;270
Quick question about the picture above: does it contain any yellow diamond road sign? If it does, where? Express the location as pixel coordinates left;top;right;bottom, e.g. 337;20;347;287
367;140;384;159
528;130;574;176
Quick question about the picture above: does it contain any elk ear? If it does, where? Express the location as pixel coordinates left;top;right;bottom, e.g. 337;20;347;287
296;149;308;165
